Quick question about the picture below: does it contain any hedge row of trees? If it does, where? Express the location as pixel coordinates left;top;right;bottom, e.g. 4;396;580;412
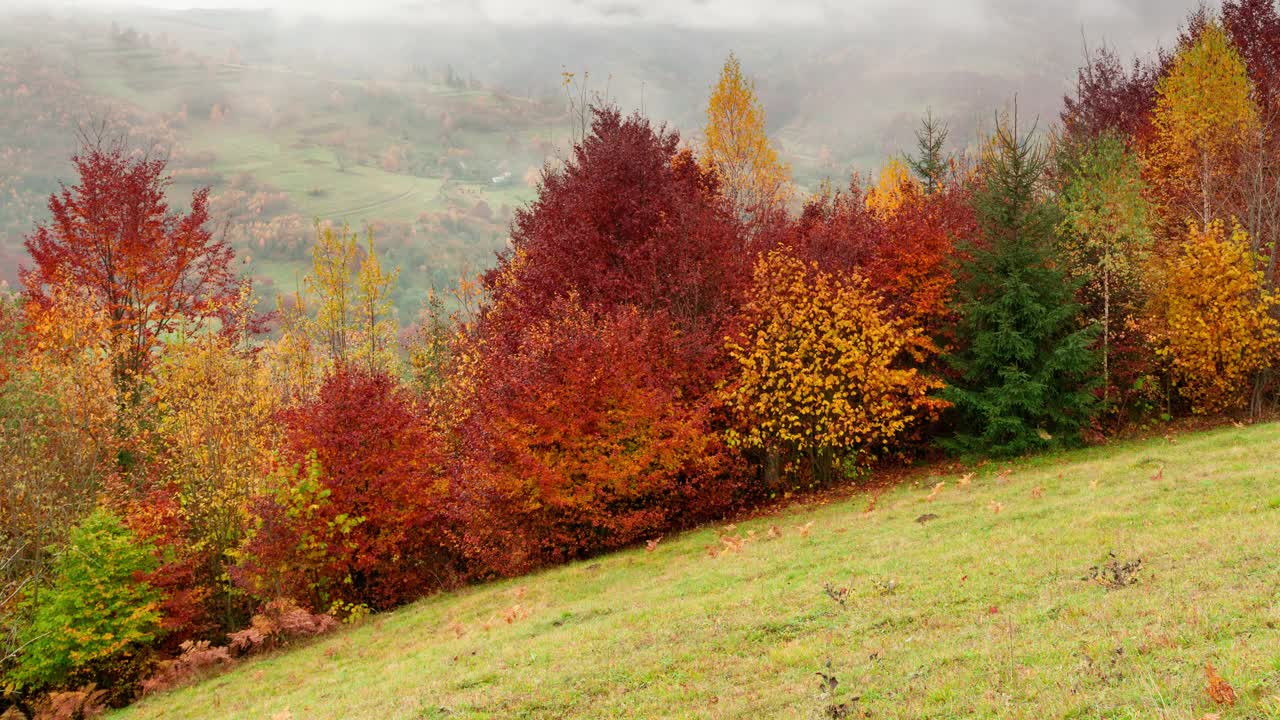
6;0;1280;710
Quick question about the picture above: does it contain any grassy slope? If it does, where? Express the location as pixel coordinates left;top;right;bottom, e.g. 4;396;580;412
116;424;1280;719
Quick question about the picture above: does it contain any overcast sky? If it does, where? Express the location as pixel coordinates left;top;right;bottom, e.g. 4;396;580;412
26;0;1186;34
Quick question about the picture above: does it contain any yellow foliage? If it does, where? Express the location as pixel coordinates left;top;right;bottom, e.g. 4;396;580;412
865;158;921;219
285;223;402;382
1145;22;1259;225
721;249;945;474
354;231;401;374
1150;220;1279;413
702;52;791;221
152;334;280;605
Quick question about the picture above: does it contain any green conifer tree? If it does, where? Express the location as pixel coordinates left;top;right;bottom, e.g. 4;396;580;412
942;111;1100;456
905;108;950;194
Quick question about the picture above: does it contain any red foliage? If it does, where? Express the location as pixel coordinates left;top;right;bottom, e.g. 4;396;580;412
116;483;218;654
19;138;247;384
1061;44;1163;145
458;300;737;574
1222;0;1280;112
787;179;974;346
486;106;750;392
241;366;456;610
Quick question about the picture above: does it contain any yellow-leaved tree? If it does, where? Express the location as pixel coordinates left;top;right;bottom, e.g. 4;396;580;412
865;157;922;219
1150;220;1279;414
354;231;401;373
151;327;280;628
274;223;401;391
720;249;945;486
702;52;791;227
1145;22;1259;228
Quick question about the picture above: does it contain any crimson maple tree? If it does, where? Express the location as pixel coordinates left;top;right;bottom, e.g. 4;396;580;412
20;137;246;392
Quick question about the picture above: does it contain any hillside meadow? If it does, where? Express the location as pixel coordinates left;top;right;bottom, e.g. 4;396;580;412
115;422;1280;719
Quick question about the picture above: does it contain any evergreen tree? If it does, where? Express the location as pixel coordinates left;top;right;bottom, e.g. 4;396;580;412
905;108;950;194
942;112;1100;456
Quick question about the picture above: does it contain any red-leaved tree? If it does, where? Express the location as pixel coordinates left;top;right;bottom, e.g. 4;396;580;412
237;366;456;611
484;106;750;392
20;136;244;392
457;299;735;574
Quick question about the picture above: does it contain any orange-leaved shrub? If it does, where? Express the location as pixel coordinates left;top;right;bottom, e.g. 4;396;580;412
457;298;736;575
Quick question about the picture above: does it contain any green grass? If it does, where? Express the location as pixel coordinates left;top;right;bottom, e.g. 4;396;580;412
113;422;1280;719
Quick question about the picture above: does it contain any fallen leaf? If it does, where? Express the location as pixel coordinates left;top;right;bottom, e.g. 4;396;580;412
988;501;1004;514
862;495;878;514
957;472;974;487
645;537;661;552
1089;479;1099;491
1029;486;1044;499
1205;662;1237;706
1150;466;1163;482
926;481;945;502
796;521;815;538
767;524;783;539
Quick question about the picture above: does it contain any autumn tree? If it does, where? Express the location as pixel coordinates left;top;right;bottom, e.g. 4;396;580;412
487;106;750;393
721;249;944;485
353;231;399;373
1150;220;1279;415
148;329;280;631
1056;132;1154;407
1145;22;1259;228
789;173;973;354
290;223;401;378
20;137;244;396
240;367;455;610
304;223;358;364
459;299;732;574
864;158;920;220
1061;43;1161;145
943;113;1100;455
1;287;123;649
702;52;791;227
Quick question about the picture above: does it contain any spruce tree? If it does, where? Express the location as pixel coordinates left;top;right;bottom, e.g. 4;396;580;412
905;108;950;194
942;113;1100;456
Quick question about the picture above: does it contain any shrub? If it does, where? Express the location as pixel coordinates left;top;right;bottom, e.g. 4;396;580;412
721;249;945;484
1150;220;1280;414
7;509;162;698
459;299;735;574
238;367;456;610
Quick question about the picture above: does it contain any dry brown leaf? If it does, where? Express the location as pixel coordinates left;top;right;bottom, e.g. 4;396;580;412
1089;479;1099;491
1150;466;1163;481
645;537;661;552
1029;486;1044;499
957;472;974;487
926;481;945;502
1205;662;1237;706
767;524;783;539
796;521;815;538
988;501;1004;514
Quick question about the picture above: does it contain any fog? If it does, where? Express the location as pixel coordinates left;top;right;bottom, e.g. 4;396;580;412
0;0;1209;291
